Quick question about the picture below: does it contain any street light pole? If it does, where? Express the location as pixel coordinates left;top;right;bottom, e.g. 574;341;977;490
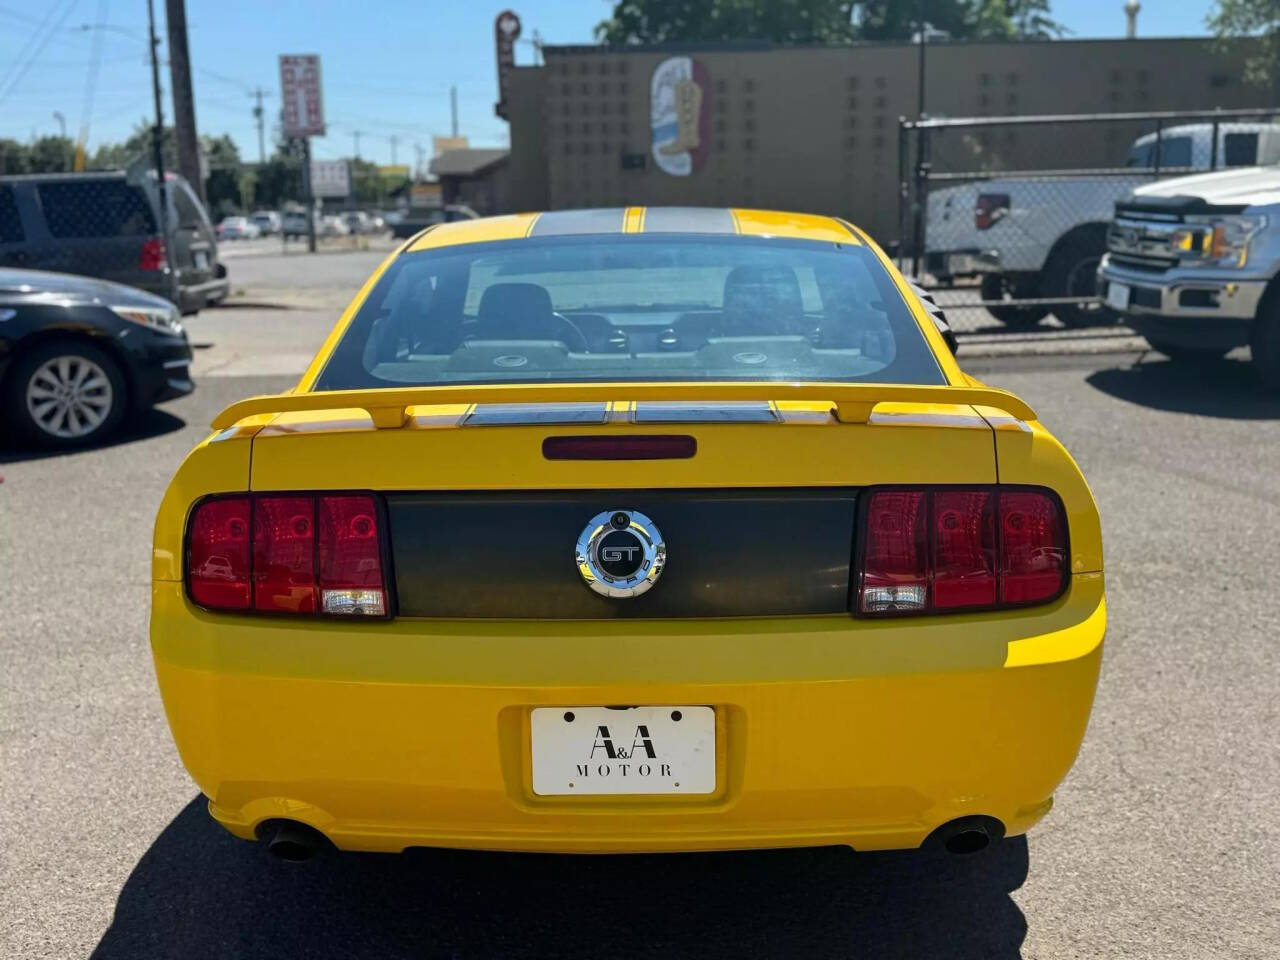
145;0;177;303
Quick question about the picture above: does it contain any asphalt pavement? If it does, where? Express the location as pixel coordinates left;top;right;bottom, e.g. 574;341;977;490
2;249;1279;959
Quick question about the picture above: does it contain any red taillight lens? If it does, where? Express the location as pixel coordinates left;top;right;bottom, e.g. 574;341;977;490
975;193;1010;231
318;495;387;615
140;237;168;271
861;491;928;613
187;498;251;610
253;496;317;613
999;491;1067;605
186;493;389;617
858;487;1066;615
932;490;996;608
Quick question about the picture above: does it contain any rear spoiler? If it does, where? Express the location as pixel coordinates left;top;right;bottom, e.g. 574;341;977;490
211;382;1036;430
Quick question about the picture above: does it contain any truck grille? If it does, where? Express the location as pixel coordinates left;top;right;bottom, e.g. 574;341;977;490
1106;212;1181;274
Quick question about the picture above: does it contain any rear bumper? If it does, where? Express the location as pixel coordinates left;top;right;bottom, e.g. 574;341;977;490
177;276;231;315
150;574;1105;854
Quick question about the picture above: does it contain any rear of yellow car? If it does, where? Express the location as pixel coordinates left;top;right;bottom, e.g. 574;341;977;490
150;209;1104;859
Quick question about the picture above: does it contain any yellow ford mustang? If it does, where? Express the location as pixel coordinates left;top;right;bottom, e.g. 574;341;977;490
151;207;1104;862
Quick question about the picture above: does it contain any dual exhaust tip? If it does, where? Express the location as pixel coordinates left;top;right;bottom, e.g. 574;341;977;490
257;815;1006;863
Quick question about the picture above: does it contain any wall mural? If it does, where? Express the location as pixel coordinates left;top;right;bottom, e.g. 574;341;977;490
650;56;710;176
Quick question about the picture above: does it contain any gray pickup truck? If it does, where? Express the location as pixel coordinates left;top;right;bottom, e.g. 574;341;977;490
1097;166;1280;389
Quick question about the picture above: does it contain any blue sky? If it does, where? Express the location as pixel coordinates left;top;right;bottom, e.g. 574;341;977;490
0;0;1218;168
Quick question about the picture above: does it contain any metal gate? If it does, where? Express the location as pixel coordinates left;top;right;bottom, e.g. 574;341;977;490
897;108;1280;332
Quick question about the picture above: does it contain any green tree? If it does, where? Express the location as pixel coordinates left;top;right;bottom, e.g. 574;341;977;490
594;0;1066;44
28;136;76;173
201;133;243;216
0;138;29;175
1208;0;1280;86
596;0;859;44
854;0;971;41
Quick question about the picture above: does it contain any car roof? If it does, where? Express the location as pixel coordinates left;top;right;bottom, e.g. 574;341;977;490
406;207;862;252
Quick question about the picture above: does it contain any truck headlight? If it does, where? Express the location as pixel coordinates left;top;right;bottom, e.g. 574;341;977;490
1170;214;1267;269
111;304;183;335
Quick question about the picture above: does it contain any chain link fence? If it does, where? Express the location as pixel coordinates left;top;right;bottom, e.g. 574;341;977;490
897;108;1280;334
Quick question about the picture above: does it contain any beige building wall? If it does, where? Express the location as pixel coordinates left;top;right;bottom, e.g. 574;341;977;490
505;38;1279;242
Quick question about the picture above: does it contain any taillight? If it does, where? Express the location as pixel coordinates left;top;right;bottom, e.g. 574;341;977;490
140;237;168;271
974;193;1010;231
187;493;390;617
318;495;386;615
187;497;250;610
858;487;1066;616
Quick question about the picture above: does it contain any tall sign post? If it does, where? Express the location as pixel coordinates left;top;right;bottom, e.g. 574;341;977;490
279;54;326;253
494;11;521;120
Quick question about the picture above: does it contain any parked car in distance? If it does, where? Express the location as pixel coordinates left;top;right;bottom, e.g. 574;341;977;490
281;211;313;240
319;215;350;237
389;203;479;238
927;122;1280;325
342;211;375;235
0;170;229;315
0;267;193;447
151;207;1104;862
249;211;281;235
217;216;262;241
1098;164;1280;389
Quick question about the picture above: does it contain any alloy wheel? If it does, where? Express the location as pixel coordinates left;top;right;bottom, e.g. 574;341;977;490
25;355;115;439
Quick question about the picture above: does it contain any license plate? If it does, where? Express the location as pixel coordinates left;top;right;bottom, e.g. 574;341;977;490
530;705;715;796
194;250;209;270
947;253;979;275
1105;281;1130;311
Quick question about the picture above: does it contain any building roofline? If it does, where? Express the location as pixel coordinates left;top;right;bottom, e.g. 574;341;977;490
541;35;1235;56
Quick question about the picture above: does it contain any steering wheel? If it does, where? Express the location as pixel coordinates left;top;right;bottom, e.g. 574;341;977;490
551;312;590;353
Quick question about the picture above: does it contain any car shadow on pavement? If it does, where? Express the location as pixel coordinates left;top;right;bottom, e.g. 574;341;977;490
0;408;186;464
92;797;1029;960
1087;355;1280;419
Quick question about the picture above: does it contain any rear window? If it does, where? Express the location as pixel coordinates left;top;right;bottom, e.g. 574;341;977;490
315;234;944;390
37;180;156;239
0;185;22;243
1223;132;1258;167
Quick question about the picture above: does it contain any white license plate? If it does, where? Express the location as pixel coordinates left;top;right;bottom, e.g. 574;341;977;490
1106;281;1130;311
194;250;209;270
530;705;715;796
947;253;979;275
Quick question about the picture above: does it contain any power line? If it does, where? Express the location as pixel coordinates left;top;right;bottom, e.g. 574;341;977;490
0;0;82;109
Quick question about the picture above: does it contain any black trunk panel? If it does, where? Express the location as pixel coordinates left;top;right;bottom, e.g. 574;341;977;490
387;489;857;619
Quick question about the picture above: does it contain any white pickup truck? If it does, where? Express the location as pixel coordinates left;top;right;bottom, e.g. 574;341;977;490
1097;164;1280;389
926;122;1280;325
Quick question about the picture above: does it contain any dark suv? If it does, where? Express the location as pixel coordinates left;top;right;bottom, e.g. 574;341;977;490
0;171;229;314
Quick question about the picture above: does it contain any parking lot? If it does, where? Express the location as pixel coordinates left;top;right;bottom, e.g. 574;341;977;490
3;244;1279;959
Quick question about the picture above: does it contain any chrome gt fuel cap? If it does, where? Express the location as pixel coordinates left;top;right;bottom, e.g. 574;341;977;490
575;510;666;598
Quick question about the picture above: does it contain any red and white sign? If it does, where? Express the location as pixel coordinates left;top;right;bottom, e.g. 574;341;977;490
279;54;325;138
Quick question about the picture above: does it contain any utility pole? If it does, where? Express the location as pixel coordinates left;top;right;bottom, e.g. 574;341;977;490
302;138;316;252
146;0;176;302
53;111;66;137
450;85;458;138
414;142;424;179
353;129;361;159
164;0;204;202
390;134;398;166
249;87;269;163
